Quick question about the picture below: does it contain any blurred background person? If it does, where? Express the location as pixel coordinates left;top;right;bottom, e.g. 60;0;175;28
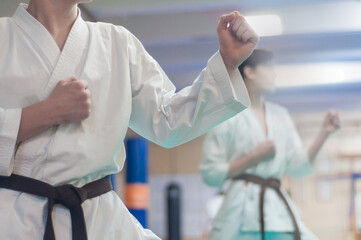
200;49;341;240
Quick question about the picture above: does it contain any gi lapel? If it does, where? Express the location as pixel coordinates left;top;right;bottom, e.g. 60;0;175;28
12;3;90;101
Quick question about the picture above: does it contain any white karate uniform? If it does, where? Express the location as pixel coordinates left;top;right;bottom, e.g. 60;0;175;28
200;102;319;240
0;4;250;240
202;193;225;238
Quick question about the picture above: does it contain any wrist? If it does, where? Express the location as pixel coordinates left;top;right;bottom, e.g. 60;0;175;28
219;50;237;76
250;149;262;162
225;62;237;76
40;99;62;126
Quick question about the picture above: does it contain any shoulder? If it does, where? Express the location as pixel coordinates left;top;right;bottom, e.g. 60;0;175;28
86;21;138;42
0;17;13;46
266;101;288;113
86;21;130;38
0;17;11;26
209;110;248;136
0;17;12;34
85;21;145;53
266;101;291;118
266;102;297;129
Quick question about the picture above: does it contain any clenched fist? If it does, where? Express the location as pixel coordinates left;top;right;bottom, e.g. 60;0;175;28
217;11;259;75
47;77;91;124
254;140;276;161
321;110;341;136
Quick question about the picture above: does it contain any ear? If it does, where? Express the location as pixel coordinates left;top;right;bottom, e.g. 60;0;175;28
243;66;254;80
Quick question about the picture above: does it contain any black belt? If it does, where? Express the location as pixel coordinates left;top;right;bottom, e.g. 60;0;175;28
0;174;113;240
234;173;301;240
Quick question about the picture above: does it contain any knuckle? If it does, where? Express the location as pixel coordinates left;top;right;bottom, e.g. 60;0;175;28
76;91;87;101
84;109;91;118
78;81;85;88
82;91;89;99
58;80;66;86
83;100;91;109
73;81;83;89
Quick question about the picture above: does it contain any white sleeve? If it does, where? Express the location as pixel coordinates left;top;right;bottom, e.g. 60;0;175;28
199;125;231;188
127;31;250;148
0;108;22;176
284;112;313;178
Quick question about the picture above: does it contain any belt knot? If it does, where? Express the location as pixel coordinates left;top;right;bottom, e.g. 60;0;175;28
54;184;87;209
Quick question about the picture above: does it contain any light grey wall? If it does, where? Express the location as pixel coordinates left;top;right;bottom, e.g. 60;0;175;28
0;0;29;17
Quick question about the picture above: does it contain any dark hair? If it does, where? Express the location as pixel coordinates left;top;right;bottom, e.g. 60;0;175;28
238;49;274;79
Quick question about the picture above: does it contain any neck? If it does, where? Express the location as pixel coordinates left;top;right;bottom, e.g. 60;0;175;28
27;0;78;50
245;81;264;109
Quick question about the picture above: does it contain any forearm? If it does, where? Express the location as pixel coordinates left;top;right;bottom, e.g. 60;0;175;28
17;99;60;143
220;49;238;77
308;130;329;164
227;151;262;179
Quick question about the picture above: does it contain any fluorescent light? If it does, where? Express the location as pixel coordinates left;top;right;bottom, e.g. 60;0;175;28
274;62;361;87
245;15;283;36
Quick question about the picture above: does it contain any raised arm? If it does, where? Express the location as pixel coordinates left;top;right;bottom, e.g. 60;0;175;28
128;11;258;148
285;110;340;178
308;110;340;163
